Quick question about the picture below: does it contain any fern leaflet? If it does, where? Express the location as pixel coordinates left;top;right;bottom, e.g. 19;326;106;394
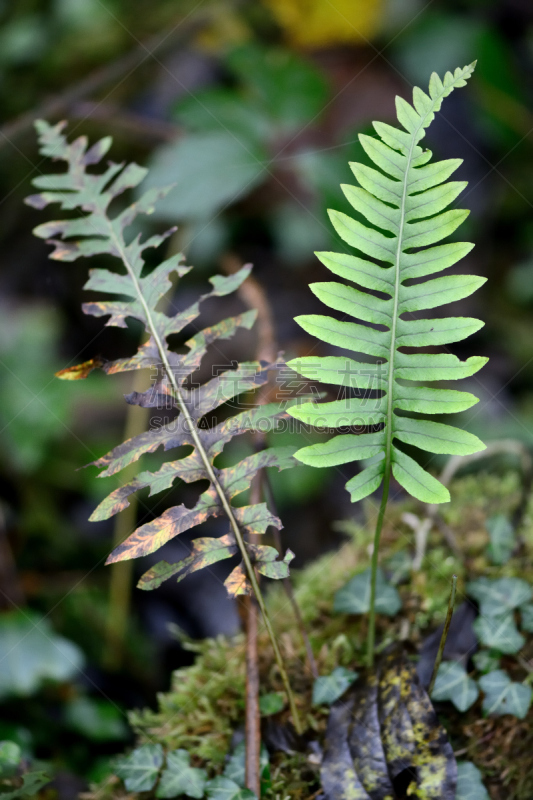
287;63;487;505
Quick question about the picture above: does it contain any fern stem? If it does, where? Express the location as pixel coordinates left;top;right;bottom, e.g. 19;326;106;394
104;223;303;734
367;466;391;668
104;369;149;670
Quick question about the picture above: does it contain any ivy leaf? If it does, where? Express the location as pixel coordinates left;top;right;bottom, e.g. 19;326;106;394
0;611;84;699
156;750;207;799
430;661;479;712
333;567;401;616
473;613;525;654
114;744;164;792
222;742;269;789
486;514;515;565
478;670;532;719
0;770;50;800
259;693;285;716
467;577;532;617
456;762;490;800
472;650;500;674
206;777;257;800
519;603;533;633
312;667;359;706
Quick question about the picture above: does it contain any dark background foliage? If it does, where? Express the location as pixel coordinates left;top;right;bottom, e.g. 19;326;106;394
1;0;533;789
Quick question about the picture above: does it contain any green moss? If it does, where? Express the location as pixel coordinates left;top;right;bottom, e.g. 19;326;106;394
90;469;533;800
130;636;246;768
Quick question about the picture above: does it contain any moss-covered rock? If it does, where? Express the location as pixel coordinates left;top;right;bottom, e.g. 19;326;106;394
88;469;533;800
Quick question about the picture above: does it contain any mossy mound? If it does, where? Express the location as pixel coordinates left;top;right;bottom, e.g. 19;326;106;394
89;469;533;800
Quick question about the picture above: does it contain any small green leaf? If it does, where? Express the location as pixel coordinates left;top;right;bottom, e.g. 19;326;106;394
0;770;50;800
478;670;532;719
333;567;402;616
486;514;515;565
456;761;490;800
115;744;163;792
0;741;21;778
144;131;267;222
473;613;525;654
520;603;533;633
223;742;269;789
156;750;207;799
259;693;285;716
467;577;532;617
0;611;85;699
472;650;500;674
383;550;411;586
65;697;128;742
206;776;257;800
312;667;359;706
430;661;479;712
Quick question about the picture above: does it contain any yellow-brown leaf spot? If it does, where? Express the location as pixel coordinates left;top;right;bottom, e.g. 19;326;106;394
224;562;251;597
55;357;105;380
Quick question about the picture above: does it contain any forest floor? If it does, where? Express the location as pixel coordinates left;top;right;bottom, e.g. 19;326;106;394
86;469;533;800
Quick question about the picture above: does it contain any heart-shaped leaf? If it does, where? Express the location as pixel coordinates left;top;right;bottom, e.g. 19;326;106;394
156;750;207;799
472;650;500;674
259;692;285;716
206;776;257;800
473;613;524;654
222;742;269;789
312;667;359;706
430;661;479;712
486;514;515;565
333;567;401;616
478;670;532;719
115;744;164;792
456;761;490;800
519;603;533;633
467;577;531;617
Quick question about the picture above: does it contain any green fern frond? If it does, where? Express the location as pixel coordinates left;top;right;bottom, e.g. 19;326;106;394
287;63;487;505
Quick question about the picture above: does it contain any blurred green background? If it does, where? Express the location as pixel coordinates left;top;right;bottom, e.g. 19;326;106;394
1;0;533;792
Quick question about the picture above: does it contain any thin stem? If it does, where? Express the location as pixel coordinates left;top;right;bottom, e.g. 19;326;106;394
104;368;149;670
367;467;391;668
244;477;261;795
263;473;319;679
428;575;458;696
244;597;261;794
105;223;302;734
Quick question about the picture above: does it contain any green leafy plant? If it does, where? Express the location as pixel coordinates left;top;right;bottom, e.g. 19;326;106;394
312;666;358;706
113;742;264;800
0;740;50;800
430;576;533;718
0;611;84;699
26;120;303;732
286;63;487;665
